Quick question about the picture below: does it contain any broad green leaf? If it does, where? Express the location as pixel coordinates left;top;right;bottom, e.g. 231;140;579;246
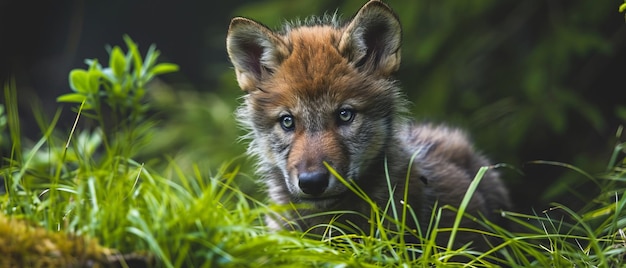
150;63;179;76
110;46;126;79
87;69;101;94
69;69;89;93
57;93;87;103
112;83;123;97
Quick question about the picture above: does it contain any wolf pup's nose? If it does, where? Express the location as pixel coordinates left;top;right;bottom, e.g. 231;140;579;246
298;170;329;195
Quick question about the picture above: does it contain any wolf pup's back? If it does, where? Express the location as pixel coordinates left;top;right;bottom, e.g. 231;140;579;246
226;0;510;250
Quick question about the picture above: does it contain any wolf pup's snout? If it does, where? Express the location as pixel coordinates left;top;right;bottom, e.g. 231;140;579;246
297;169;330;196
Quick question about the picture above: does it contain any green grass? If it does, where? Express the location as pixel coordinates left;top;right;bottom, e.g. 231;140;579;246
1;38;625;267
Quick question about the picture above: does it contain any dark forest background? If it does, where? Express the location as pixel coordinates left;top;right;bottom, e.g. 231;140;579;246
1;0;625;214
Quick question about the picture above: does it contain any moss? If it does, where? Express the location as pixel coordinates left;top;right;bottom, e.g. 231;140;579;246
0;212;153;268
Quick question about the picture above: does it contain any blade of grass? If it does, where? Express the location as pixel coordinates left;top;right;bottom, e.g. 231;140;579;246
446;165;489;252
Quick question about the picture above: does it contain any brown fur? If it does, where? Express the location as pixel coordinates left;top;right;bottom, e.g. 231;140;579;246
226;0;510;250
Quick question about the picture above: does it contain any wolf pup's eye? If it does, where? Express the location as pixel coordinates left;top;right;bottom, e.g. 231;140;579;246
337;108;355;124
280;115;295;131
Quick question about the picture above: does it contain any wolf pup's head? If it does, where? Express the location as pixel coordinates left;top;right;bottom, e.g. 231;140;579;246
227;0;406;209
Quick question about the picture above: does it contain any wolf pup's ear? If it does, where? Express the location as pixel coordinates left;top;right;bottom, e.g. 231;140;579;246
339;0;401;76
226;18;290;92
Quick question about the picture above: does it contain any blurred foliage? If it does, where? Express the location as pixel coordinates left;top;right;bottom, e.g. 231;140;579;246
377;0;611;155
140;75;256;194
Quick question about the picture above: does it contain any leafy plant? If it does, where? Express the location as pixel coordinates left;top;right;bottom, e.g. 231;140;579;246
57;35;179;158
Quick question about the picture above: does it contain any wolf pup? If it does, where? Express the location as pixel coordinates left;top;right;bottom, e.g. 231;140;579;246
226;0;510;249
